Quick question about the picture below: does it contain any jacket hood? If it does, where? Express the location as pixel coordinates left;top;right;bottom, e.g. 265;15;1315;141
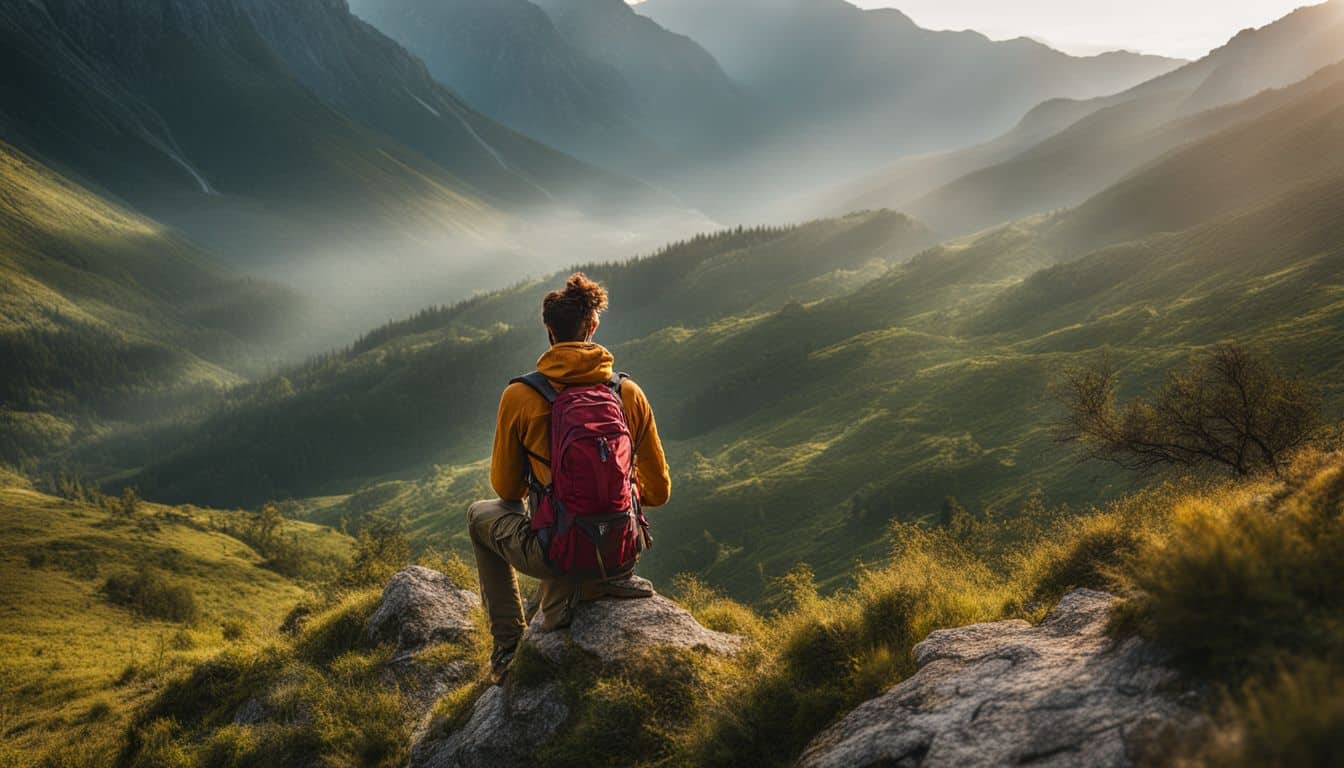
537;342;615;386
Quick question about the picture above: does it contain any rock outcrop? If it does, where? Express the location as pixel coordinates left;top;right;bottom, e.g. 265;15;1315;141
366;566;483;729
366;565;481;662
411;589;744;768
232;567;482;736
798;589;1205;768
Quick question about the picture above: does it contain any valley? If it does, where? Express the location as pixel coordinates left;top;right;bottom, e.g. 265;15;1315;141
2;1;1343;766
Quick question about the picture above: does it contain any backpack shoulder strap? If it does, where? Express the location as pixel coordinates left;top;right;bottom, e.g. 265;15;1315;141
608;372;629;396
510;371;558;404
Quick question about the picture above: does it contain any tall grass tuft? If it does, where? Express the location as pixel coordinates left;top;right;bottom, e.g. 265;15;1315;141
1113;453;1344;678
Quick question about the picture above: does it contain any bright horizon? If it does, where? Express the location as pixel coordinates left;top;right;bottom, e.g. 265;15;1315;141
630;0;1324;60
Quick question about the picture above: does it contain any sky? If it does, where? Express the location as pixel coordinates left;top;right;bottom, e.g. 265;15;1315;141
847;0;1318;59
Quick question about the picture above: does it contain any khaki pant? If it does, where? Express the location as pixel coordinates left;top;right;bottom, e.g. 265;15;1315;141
467;498;650;663
466;498;572;663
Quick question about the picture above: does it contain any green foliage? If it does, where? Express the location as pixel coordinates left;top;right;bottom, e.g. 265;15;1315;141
1055;345;1325;478
340;514;413;589
1189;661;1344;768
102;567;201;623
116;556;493;768
1112;451;1344;679
1010;485;1175;608
677;527;1010;768
292;589;383;665
541;648;712;768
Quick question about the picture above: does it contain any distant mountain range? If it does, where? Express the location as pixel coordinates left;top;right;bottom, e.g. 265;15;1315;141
345;0;651;173
344;0;1180;215
828;0;1344;236
347;0;750;183
0;0;677;335
632;0;1183;209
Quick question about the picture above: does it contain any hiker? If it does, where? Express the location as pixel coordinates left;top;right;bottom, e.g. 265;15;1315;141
467;272;671;684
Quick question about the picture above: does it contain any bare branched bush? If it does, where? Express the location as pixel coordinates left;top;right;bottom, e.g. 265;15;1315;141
1054;345;1322;477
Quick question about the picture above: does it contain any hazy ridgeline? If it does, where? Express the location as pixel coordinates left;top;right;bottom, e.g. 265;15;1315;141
3;0;1344;766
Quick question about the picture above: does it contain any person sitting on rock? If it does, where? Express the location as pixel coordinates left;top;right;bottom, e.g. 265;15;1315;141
467;271;671;684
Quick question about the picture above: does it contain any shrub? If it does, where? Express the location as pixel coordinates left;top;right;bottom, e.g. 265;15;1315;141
124;586;416;768
293;589;382;665
541;649;708;768
1112;455;1344;678
102;568;200;623
1189;661;1344;767
220;619;247;642
116;487;142;518
341;514;411;588
127;718;191;768
1012;484;1176;609
1055;345;1324;478
685;525;1008;768
416;548;479;592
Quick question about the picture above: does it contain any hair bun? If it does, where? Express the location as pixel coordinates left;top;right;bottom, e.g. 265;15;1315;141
542;272;609;342
565;272;608;314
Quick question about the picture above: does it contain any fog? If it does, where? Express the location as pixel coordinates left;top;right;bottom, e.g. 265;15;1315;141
148;192;721;358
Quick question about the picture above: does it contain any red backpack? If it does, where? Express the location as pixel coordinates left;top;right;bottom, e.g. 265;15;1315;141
511;371;652;579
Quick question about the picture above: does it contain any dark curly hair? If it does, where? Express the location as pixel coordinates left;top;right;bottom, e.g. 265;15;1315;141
543;272;608;342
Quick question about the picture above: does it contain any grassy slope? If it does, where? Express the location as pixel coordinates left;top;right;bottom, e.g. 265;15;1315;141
0;139;306;464
0;483;349;765
67;33;1344;605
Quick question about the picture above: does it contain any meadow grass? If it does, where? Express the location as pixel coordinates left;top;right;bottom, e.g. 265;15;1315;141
12;451;1344;767
0;485;349;766
115;550;488;768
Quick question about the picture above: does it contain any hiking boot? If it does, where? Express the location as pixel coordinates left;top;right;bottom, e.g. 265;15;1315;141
580;571;655;600
489;646;517;686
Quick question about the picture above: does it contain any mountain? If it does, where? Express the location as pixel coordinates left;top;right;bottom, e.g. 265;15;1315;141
348;0;747;182
635;0;1182;203
345;0;650;173
830;0;1344;235
0;138;304;465
0;0;671;335
109;53;1344;601
531;0;745;153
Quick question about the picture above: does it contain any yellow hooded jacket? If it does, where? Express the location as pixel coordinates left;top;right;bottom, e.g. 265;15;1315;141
490;342;671;507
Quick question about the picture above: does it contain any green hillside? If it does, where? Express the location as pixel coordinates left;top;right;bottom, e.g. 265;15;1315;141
0;479;351;765
0;139;304;467
118;211;932;506
102;65;1344;603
